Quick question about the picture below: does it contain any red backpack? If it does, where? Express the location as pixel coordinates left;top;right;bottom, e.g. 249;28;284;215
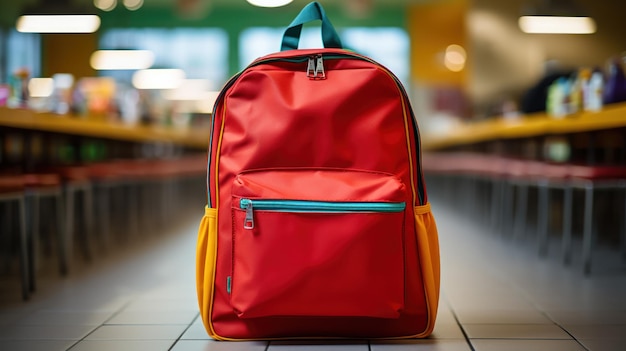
196;1;440;340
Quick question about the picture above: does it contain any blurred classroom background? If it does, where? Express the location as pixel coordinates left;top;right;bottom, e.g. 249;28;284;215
1;1;626;350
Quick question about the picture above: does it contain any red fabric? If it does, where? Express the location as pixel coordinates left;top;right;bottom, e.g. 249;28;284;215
233;168;406;202
231;210;405;319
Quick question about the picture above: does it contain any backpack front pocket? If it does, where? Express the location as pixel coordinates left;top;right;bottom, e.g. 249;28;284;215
229;168;407;319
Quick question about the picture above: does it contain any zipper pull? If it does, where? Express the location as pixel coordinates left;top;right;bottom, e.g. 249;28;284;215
306;56;316;78
315;54;325;79
243;199;254;229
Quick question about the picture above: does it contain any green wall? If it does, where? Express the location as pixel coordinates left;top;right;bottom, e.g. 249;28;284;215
98;4;406;77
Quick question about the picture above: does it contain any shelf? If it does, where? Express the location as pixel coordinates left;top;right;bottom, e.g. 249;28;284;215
422;102;626;150
0;107;209;149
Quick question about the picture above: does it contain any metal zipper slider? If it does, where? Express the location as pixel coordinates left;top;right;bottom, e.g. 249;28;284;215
306;56;316;78
243;200;254;229
314;54;325;79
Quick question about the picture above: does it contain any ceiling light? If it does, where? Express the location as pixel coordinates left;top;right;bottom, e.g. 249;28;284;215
444;44;466;72
132;69;185;90
246;0;294;8
519;0;596;34
519;16;596;34
16;15;101;33
123;0;144;11
90;50;155;70
94;0;117;12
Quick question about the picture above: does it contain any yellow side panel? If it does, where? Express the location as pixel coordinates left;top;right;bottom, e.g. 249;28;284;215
413;203;441;337
196;206;219;339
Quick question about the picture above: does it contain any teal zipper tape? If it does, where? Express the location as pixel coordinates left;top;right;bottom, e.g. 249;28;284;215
239;198;405;213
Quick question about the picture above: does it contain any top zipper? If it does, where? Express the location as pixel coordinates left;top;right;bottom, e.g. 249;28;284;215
307;55;325;80
208;51;425;207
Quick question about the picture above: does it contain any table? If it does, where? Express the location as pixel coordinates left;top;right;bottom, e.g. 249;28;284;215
422;102;626;151
0;107;210;150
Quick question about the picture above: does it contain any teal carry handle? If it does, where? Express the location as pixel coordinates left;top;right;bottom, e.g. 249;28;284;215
281;1;343;51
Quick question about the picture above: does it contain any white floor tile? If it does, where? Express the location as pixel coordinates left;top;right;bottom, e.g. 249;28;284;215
85;325;187;340
579;338;626;351
68;340;175;351
105;310;198;325
370;339;473;351
454;308;553;324
562;324;626;340
16;310;114;326
36;295;132;313
268;341;368;351
471;339;587;351
443;285;537;311
0;324;96;340
434;303;457;325
191;315;204;326
546;310;626;325
0;312;26;326
430;322;466;339
463;324;572;339
181;322;213;340
0;340;76;351
141;286;198;300
122;298;199;312
171;340;268;351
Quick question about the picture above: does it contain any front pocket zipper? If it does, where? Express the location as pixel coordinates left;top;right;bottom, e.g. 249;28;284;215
240;198;406;229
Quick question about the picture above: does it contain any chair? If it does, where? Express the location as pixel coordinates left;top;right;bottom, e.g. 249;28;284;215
0;175;30;300
24;173;66;279
53;166;95;273
86;162;125;250
526;163;626;274
559;165;626;274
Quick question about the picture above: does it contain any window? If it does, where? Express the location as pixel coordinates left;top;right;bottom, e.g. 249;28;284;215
239;27;409;86
1;29;41;82
341;27;409;86
239;27;324;67
98;28;228;89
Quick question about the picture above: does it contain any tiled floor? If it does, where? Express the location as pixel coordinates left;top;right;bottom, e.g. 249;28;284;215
1;201;626;350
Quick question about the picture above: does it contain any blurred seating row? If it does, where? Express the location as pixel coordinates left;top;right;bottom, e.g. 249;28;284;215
0;155;207;300
423;152;626;275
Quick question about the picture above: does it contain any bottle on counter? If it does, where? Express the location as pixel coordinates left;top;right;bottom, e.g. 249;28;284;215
0;84;10;106
568;68;588;114
547;77;569;118
51;73;75;115
7;67;30;108
603;57;626;105
584;68;604;112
